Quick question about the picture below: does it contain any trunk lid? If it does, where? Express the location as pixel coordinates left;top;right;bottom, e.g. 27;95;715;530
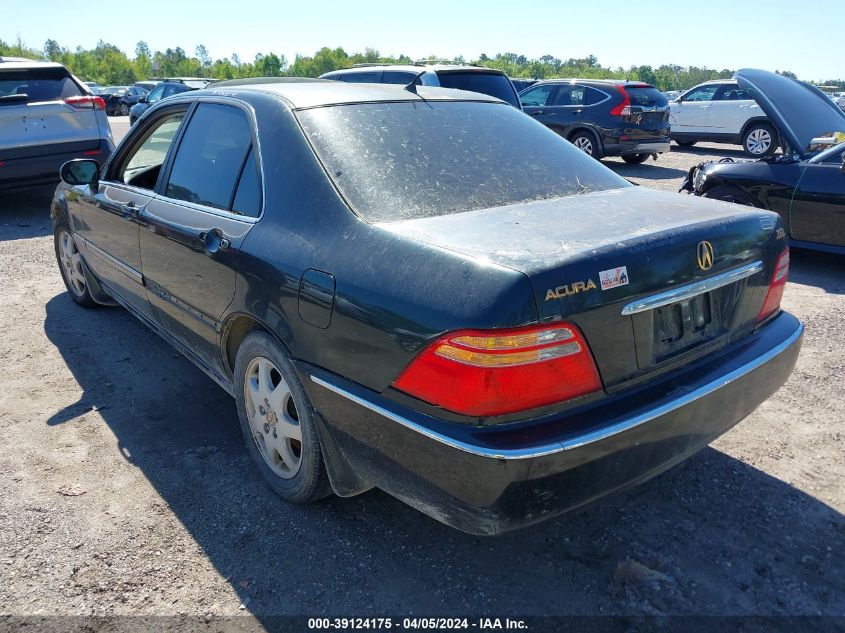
379;186;784;389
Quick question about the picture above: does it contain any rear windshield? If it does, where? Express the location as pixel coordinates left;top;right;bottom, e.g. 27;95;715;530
0;67;82;104
297;101;629;223
435;71;520;108
626;86;668;107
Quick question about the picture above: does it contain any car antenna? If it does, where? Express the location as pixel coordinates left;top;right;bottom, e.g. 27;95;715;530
404;71;427;95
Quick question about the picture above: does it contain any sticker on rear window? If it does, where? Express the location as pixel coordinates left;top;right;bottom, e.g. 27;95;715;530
599;266;629;291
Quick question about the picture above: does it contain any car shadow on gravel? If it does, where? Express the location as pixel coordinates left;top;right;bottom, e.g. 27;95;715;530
0;184;56;241
670;144;749;160
603;161;688;181
790;248;845;295
42;294;845;619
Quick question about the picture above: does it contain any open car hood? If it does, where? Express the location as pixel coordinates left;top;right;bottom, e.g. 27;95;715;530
735;68;845;157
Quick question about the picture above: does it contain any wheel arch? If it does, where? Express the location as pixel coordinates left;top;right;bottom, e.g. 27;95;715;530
566;126;604;153
739;116;773;139
220;312;292;379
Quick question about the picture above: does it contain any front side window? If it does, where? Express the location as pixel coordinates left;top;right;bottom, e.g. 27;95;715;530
297;101;629;223
519;84;554;107
118;111;185;189
146;84;165;103
683;85;721;102
165;103;253;210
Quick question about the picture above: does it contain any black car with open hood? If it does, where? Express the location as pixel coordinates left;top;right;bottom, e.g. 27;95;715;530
682;68;845;254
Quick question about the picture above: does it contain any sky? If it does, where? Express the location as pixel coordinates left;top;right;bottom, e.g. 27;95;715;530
3;0;842;80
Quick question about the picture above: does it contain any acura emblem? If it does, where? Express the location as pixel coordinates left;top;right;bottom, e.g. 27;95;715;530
697;241;714;271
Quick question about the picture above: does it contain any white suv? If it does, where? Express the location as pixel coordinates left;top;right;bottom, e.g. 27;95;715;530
669;80;777;156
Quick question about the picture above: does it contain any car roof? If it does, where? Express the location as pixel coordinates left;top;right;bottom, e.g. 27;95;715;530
197;79;505;109
531;78;654;87
0;58;67;71
324;64;505;75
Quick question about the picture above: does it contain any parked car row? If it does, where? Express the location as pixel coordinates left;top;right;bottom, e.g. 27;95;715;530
93;84;148;116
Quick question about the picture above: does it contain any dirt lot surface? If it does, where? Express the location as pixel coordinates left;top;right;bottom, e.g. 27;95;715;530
1;117;844;629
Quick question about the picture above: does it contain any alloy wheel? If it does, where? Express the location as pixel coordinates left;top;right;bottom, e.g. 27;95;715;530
746;128;772;155
58;230;86;297
573;136;594;155
244;356;303;479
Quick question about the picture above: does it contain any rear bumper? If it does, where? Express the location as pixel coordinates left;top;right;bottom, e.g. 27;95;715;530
626;141;671;154
0;138;113;189
301;312;802;535
603;138;671;156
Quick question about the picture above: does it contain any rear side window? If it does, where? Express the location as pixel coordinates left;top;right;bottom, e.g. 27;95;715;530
339;72;381;83
166;103;253;210
435;72;520;108
585;87;609;105
0;67;82;104
232;148;262;217
551;85;585;106
718;87;755;101
381;71;418;85
626;87;668;107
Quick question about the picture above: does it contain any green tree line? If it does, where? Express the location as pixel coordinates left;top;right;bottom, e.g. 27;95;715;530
2;37;843;91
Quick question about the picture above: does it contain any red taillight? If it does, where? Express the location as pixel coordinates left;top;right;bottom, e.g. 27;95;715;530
64;95;106;111
393;322;602;417
757;248;790;323
609;85;632;116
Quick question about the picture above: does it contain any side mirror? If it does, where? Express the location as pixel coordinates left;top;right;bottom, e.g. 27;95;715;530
138;96;147;104
60;159;100;187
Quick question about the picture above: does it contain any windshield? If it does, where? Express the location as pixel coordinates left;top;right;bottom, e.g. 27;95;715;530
297;101;629;223
627;86;668;107
435;72;520;108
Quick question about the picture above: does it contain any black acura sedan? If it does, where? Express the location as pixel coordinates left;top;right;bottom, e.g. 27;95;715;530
682;68;845;254
51;80;802;534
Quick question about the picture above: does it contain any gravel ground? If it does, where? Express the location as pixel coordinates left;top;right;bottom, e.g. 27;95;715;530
1;118;843;629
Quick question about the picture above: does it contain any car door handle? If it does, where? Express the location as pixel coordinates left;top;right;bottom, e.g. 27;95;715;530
198;228;231;253
530;110;543;116
120;201;139;217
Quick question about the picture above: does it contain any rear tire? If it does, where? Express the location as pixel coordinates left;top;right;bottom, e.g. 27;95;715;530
569;130;603;159
621;154;650;165
675;139;696;147
742;123;777;157
701;184;763;208
234;331;331;503
54;219;98;308
119;102;130;116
